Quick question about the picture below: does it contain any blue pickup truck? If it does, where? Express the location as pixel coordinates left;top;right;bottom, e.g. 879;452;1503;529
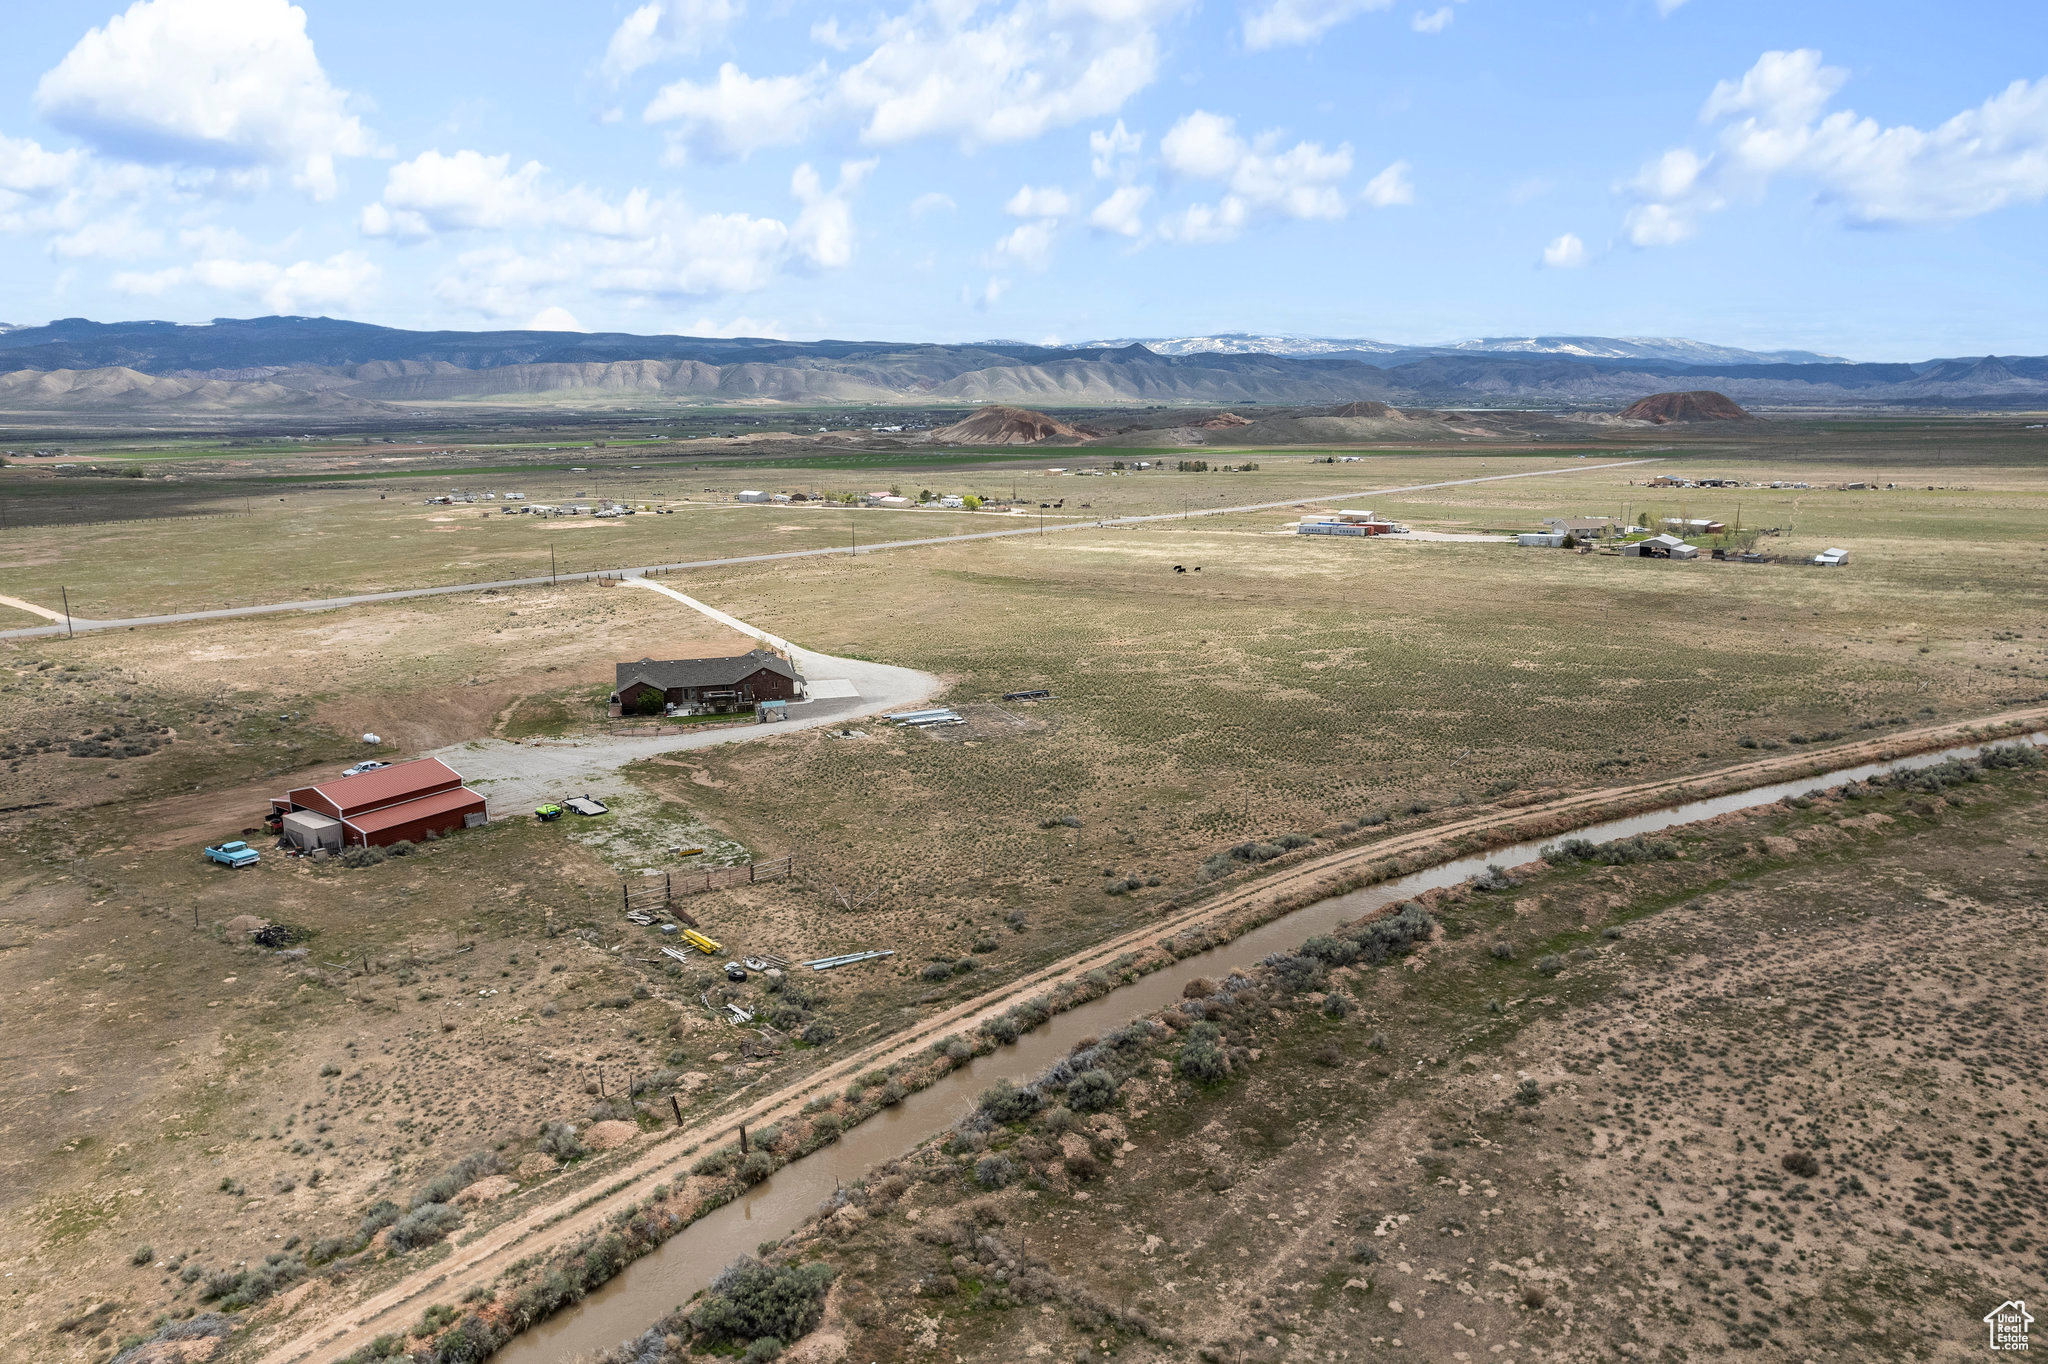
204;841;261;868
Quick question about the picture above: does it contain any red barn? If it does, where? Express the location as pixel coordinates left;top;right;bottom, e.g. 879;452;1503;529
274;757;488;848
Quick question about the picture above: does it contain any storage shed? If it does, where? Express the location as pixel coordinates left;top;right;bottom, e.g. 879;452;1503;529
281;810;343;852
274;757;488;848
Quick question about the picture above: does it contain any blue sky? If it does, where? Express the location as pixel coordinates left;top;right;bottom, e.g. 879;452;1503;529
1;0;2045;358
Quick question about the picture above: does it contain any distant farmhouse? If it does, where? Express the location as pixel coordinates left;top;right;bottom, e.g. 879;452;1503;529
610;651;801;716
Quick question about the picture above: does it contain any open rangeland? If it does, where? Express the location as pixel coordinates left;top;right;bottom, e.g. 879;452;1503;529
0;426;2043;1364
704;750;2048;1364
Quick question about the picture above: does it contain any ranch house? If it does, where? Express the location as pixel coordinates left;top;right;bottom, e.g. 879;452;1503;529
610;651;802;716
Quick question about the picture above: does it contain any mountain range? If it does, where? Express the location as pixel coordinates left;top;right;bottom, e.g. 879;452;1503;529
1057;334;1849;365
0;316;2043;417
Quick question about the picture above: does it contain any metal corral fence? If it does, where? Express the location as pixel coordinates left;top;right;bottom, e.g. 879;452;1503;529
677;855;796;896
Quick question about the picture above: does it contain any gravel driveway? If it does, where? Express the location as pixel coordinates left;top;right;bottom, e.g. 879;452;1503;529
428;576;938;812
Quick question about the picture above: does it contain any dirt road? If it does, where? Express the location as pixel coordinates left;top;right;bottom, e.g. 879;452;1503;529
248;704;2046;1364
0;460;1658;641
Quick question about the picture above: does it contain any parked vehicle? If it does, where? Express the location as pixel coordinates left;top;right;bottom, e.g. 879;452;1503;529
205;841;261;868
564;795;609;816
342;760;389;777
534;803;564;822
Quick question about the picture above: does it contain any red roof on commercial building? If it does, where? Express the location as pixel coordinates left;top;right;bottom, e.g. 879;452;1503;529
291;758;464;817
344;786;485;835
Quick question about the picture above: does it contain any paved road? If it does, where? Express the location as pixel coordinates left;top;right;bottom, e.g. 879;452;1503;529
431;577;938;809
0;459;1657;640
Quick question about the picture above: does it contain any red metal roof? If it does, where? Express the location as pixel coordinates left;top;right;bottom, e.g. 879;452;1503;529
344;786;486;835
292;757;464;816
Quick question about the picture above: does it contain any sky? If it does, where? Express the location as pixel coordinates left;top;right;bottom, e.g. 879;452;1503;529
1;0;2046;359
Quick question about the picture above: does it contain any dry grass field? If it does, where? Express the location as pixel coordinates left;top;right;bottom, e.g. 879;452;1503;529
0;422;2043;1364
734;753;2048;1364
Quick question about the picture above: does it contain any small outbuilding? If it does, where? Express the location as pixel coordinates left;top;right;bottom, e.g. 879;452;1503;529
1517;531;1568;547
735;490;772;503
1813;547;1850;566
281;810;343;852
1624;533;1696;559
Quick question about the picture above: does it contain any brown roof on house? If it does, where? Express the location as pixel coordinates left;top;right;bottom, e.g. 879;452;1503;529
613;650;797;694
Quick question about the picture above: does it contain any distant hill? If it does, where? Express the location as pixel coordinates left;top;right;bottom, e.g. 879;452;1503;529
1;317;2045;415
1618;390;1752;423
930;405;1087;444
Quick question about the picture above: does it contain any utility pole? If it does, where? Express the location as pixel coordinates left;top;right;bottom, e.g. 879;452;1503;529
61;586;73;638
550;543;557;584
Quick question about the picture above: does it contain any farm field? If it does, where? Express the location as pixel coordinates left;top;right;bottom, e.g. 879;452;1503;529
735;748;2048;1364
0;425;2044;1364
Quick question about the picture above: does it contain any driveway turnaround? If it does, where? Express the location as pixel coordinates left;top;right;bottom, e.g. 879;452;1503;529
0;459;1659;641
424;575;937;811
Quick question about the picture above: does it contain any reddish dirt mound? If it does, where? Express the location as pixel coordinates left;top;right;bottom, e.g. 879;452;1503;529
1198;411;1253;429
1618;390;1750;423
931;405;1085;444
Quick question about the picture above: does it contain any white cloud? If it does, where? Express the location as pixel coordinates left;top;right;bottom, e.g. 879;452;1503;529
362;150;654;238
1090;119;1144;179
0;132;179;249
1157;197;1250;244
689;314;789;338
1627;49;2048;245
645;0;1194;156
1089;184;1152;236
992;218;1060;268
810;17;856;51
791;159;877;269
909;191;957;216
50;217;163;260
1361;159;1414;206
1241;0;1393;51
1541;231;1587;268
359;150;871;319
528;305;585;329
1411;6;1453;33
1160;111;1247;179
525;306;587;331
0;135;83;195
115;249;380;312
601;0;743;82
965;275;1010;309
1005;185;1076;218
1157;110;1362;240
35;0;379;199
644;63;826;160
